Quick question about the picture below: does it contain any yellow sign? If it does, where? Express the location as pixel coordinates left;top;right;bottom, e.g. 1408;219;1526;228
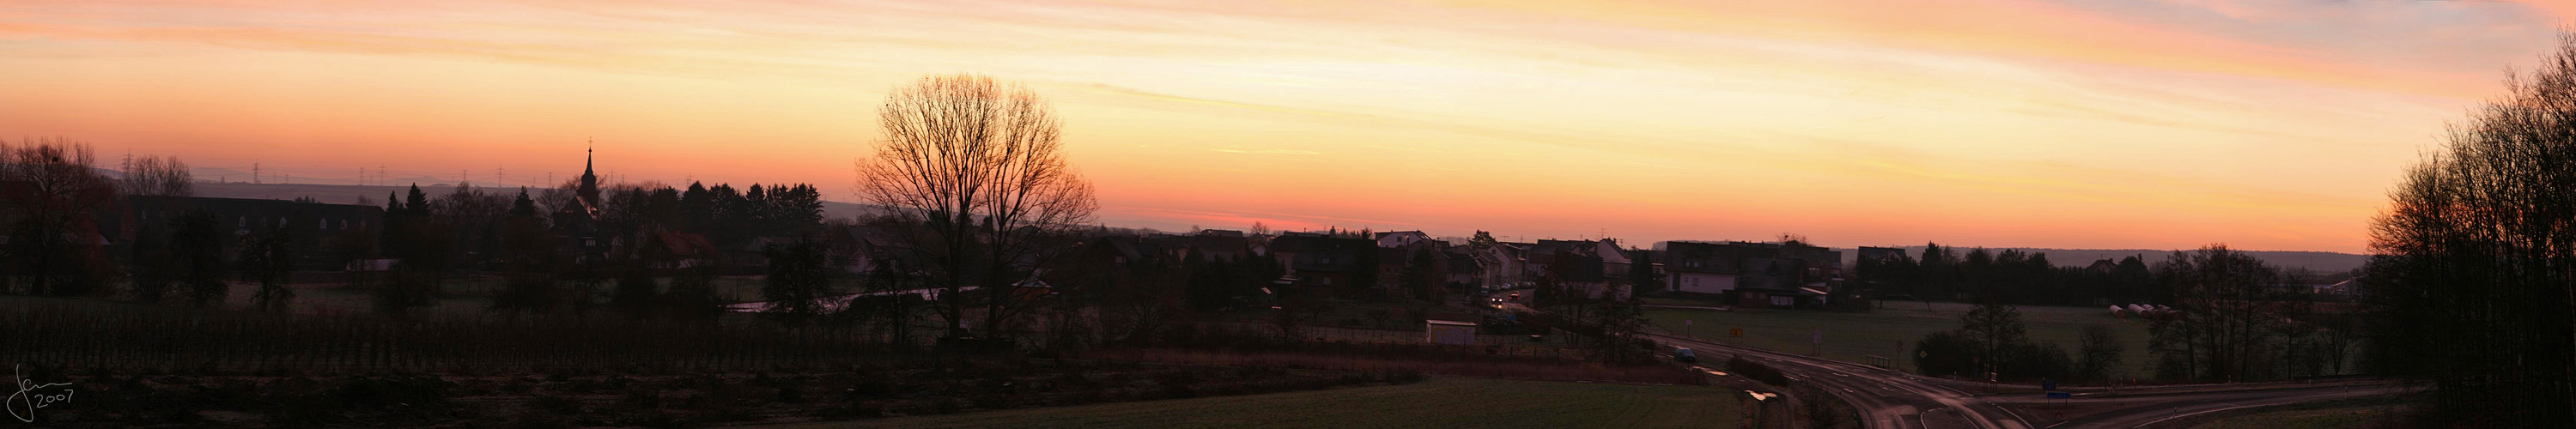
1729;328;1743;338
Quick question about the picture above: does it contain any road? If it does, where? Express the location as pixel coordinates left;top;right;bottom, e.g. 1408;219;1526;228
1490;300;2411;429
1647;330;2417;429
1654;331;2029;429
2033;384;2415;428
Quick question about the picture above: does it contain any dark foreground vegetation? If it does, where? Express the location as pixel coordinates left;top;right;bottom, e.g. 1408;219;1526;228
2360;34;2576;427
15;358;1414;428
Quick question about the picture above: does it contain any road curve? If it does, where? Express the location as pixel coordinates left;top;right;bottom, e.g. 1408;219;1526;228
1508;302;2401;429
1651;331;2032;429
2044;384;2416;429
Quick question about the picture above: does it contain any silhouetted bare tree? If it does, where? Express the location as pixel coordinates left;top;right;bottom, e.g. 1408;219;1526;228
169;210;230;308
240;221;296;312
2367;33;2576;426
762;237;832;325
2;137;121;296
2076;324;2124;384
124;154;193;196
2150;245;2281;382
855;74;1097;340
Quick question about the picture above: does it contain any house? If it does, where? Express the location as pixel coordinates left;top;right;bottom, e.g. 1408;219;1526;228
1531;251;1625;301
1267;233;1376;298
1856;246;1908;265
1659;240;1841;307
1175;231;1253;262
1373;238;1453;297
1477;242;1529;287
1595;239;1634;281
648;230;719;269
2085;258;2120;275
824;225;913;275
1374;230;1431;248
1443;250;1482;287
1528;239;1636;294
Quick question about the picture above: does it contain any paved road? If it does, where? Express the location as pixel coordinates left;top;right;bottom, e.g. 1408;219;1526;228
2039;384;2415;429
1497;301;2409;429
1654;331;2031;429
1651;330;2420;429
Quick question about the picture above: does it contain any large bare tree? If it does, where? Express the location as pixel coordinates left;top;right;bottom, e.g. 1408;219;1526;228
856;74;1097;341
2;137;123;296
2368;33;2576;426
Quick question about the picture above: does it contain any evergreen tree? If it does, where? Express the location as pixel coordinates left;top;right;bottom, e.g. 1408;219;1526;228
509;187;538;218
1629;250;1662;295
405;184;429;214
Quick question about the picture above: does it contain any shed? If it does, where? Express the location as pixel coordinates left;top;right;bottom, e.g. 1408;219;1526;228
1425;319;1478;345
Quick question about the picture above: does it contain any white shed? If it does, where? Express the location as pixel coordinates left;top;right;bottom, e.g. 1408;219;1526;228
1425;320;1478;345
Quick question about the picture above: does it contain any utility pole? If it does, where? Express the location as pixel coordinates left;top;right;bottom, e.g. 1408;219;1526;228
252;161;262;184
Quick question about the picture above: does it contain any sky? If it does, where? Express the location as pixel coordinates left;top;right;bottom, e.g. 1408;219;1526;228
1;0;2567;253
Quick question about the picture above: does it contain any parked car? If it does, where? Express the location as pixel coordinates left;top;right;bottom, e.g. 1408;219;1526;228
1673;347;1697;363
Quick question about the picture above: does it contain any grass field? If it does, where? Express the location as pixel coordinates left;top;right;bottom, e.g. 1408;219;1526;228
1646;299;2158;381
740;377;1741;429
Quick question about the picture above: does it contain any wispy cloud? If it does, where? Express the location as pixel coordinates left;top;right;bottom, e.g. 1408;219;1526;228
0;0;2551;252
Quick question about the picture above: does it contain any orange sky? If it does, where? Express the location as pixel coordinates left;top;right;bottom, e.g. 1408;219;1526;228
2;0;2566;253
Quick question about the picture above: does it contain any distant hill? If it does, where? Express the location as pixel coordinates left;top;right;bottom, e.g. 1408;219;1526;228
1833;246;2370;274
187;183;878;221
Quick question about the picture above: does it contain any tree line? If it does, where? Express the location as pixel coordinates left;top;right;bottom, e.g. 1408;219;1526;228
1854;243;2160;305
2363;33;2576;427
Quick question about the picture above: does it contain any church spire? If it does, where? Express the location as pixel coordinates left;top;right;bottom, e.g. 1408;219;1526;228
577;138;601;211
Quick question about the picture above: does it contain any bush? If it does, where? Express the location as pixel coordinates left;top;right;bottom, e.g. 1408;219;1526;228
1912;331;1978;378
1793;384;1862;429
1728;356;1793;387
2003;341;2074;381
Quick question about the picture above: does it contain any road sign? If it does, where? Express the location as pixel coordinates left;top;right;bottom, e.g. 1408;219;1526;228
2042;379;2057;390
1729;328;1743;338
2045;391;2072;399
1811;330;1822;344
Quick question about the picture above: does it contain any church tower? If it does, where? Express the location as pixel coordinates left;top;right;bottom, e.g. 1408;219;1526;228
577;140;601;213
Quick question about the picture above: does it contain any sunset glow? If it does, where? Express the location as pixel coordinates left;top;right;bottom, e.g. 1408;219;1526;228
5;0;2565;253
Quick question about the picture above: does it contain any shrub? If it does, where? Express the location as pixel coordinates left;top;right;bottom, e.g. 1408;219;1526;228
1727;356;1793;387
1912;331;1978;378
